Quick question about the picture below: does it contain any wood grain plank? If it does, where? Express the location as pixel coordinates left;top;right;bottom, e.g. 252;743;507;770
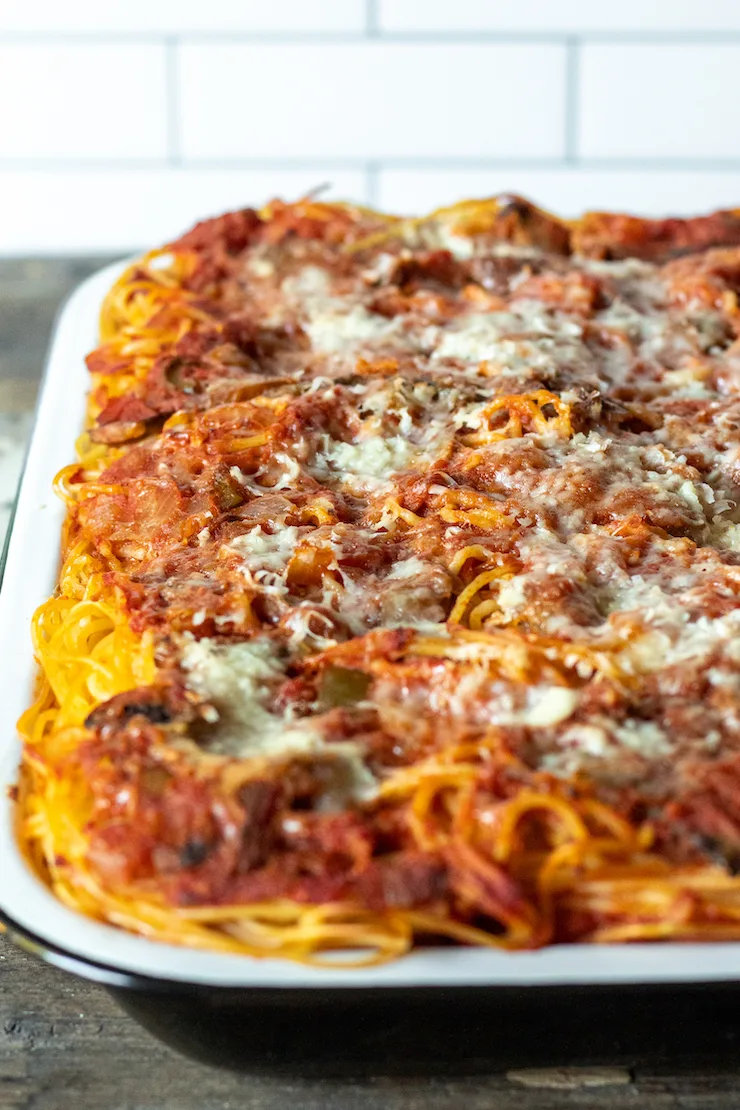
7;936;740;1110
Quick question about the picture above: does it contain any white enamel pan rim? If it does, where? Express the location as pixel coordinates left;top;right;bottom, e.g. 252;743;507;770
2;260;740;988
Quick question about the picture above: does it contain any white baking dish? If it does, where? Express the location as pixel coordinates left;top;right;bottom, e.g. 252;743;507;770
2;261;740;992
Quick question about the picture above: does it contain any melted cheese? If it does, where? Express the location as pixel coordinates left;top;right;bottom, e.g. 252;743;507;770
311;434;420;492
229;525;303;568
306;305;403;353
432;307;584;376
542;716;673;776
284;265;405;355
180;637;377;805
386;556;429;580
227;525;305;596
512;686;580;728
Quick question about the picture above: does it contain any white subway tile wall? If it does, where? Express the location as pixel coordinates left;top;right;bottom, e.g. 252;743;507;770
0;0;366;34
0;170;367;253
378;1;740;33
378;169;740;219
0;44;168;161
178;43;566;161
579;44;740;159
2;1;740;252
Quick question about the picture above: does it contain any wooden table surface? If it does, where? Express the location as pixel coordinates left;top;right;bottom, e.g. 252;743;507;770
4;259;740;1109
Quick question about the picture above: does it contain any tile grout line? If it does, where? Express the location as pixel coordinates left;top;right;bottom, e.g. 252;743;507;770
564;37;580;165
6;157;740;171
365;162;381;206
366;0;379;37
165;37;181;166
2;30;740;44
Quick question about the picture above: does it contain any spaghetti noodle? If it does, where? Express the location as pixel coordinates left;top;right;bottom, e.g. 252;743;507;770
16;194;740;964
